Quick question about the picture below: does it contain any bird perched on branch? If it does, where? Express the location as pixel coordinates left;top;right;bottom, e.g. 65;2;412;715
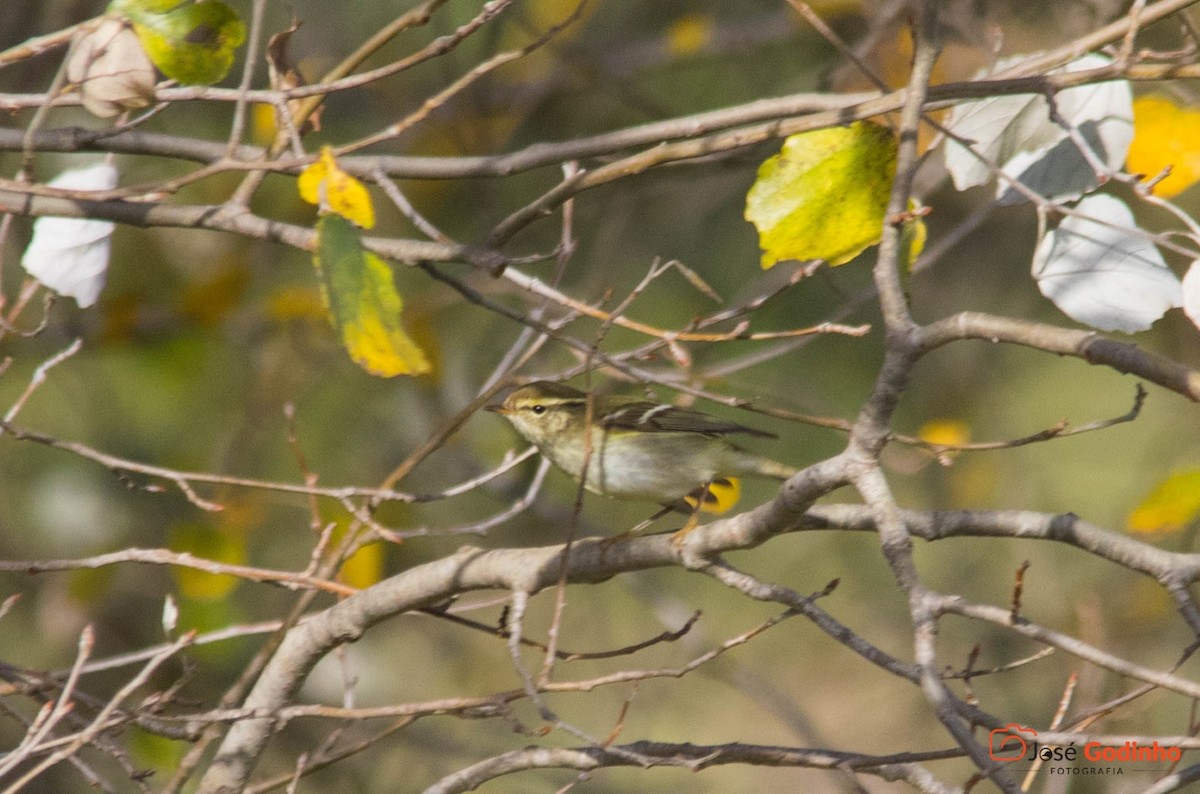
487;381;797;518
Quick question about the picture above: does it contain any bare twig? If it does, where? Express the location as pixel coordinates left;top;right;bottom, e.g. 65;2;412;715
2;337;82;424
0;549;356;596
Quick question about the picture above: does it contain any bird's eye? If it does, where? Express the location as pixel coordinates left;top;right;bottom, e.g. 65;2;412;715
531;404;546;415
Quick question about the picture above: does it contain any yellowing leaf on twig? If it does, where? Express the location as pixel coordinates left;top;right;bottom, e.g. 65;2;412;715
745;121;897;269
112;0;245;85
1127;95;1200;198
299;146;375;229
1128;469;1200;533
313;214;431;377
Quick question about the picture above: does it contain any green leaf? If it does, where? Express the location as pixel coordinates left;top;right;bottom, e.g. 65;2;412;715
112;0;245;85
1128;469;1200;533
745;121;897;268
314;215;432;378
111;0;185;12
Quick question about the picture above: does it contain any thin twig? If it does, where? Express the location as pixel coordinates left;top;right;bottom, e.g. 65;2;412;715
0;549;355;596
2;337;82;424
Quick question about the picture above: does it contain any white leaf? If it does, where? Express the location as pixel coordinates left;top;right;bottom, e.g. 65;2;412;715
162;594;179;636
21;162;119;308
1182;261;1200;331
944;53;1133;203
1032;194;1181;333
944;53;1057;190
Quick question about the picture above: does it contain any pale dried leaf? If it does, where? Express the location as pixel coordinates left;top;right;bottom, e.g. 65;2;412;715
66;18;155;118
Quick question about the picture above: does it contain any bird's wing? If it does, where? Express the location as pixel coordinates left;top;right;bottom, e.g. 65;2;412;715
600;401;775;438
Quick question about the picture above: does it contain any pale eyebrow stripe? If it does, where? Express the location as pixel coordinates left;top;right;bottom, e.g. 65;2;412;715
522;397;587;407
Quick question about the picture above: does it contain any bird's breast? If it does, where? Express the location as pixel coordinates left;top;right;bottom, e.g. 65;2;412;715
543;429;725;502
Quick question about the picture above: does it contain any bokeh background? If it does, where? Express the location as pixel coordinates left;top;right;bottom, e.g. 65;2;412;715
2;1;1200;791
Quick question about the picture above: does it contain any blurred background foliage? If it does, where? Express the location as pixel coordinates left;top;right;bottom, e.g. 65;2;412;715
2;0;1200;791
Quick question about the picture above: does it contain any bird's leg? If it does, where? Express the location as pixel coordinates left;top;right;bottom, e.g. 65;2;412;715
599;504;677;548
671;482;712;545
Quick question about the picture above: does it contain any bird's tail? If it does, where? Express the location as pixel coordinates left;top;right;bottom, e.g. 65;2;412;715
733;452;798;481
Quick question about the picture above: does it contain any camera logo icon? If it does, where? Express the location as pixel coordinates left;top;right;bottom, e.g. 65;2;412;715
989;723;1037;761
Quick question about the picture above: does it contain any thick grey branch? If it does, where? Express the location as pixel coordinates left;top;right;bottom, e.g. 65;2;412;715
423;741;966;794
801;505;1200;584
920;312;1200;403
195;457;846;793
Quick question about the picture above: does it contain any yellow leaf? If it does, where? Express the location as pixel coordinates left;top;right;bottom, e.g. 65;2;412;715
314;214;431;377
918;419;970;448
251;102;277;144
299;146;375;229
341;300;431;377
339;541;384;589
520;0;598;30
1127;469;1200;533
266;284;326;323
1127;96;1200;198
685;477;741;515
902;199;928;270
323;518;386;588
179;262;249;326
169;522;246;600
667;14;713;56
745;121;897;268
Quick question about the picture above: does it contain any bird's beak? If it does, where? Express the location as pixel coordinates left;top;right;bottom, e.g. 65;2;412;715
485;404;511;415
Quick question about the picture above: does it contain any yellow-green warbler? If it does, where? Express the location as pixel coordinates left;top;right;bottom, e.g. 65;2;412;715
487;381;797;512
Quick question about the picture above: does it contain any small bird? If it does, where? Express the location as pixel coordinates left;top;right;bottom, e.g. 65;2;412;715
486;381;797;513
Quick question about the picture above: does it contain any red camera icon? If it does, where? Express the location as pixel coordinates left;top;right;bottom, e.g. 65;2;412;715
989;723;1037;761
